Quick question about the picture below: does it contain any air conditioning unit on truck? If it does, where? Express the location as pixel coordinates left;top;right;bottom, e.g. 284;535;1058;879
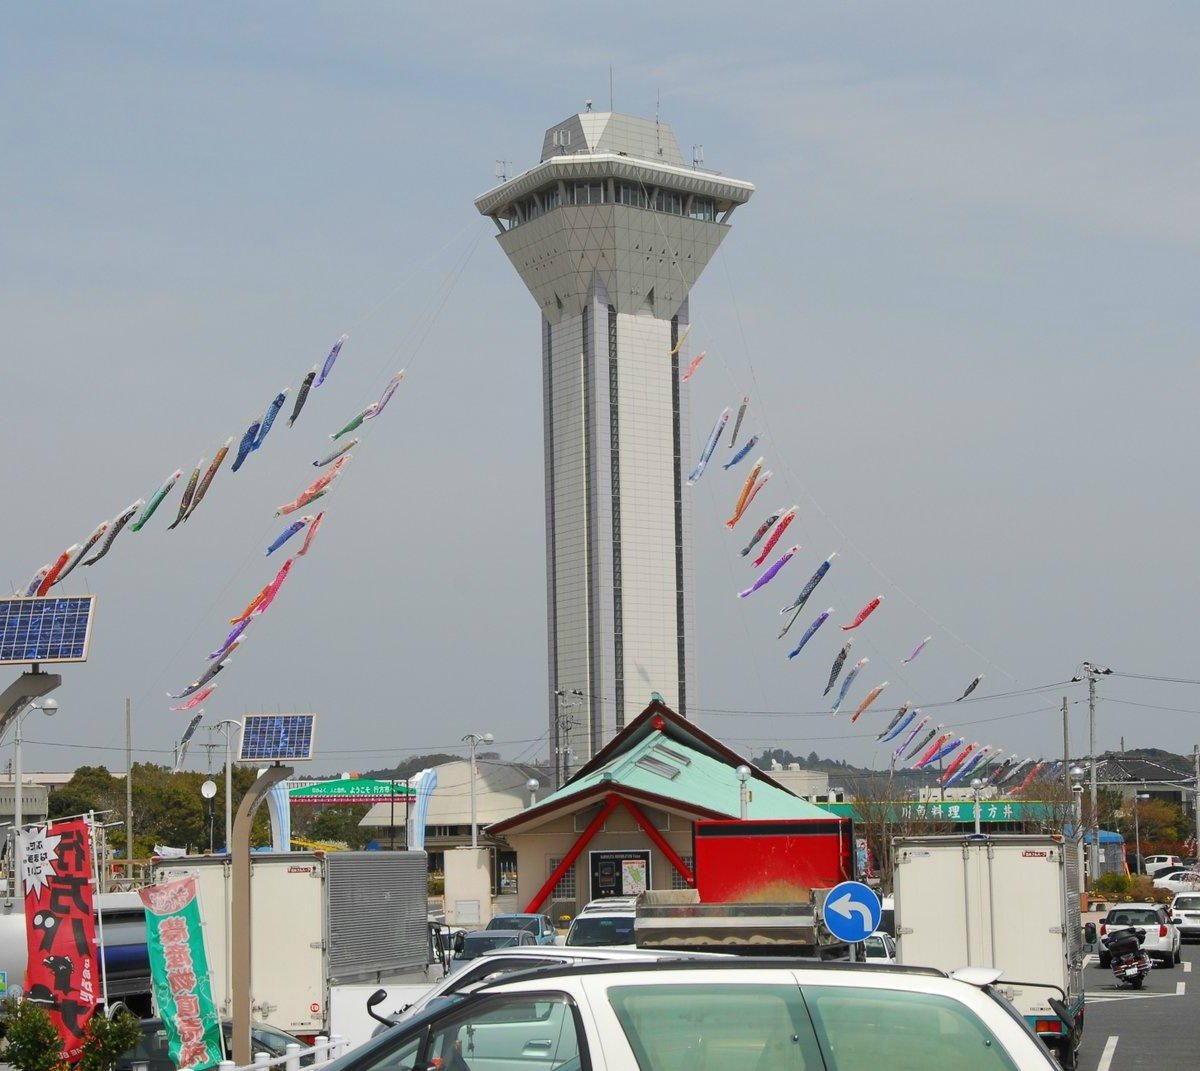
634;817;858;955
152;851;441;1041
892;834;1085;1070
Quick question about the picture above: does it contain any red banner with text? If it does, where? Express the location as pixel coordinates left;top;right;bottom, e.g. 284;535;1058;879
21;818;100;1062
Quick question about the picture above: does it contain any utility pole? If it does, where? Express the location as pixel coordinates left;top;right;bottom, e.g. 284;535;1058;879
1062;697;1070;792
1194;744;1199;858
125;699;133;880
1087;667;1098;881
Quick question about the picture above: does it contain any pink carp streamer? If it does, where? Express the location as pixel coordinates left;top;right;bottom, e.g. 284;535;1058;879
850;682;888;724
1008;760;1046;795
841;595;883;631
752;507;797;568
170;685;214;712
901;635;933;665
253;559;294;616
296;511;327;557
725;458;763;528
37;545;81;596
680;351;706;382
277;456;350;516
955;674;985;702
737;546;798;599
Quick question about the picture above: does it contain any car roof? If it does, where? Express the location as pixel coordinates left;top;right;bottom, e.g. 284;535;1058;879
1106;902;1162;911
491;912;543;918
466;928;527;937
471;945;724;963
580;896;639;912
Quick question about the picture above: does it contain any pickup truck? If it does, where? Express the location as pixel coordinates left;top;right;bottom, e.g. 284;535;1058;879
324;959;1066;1070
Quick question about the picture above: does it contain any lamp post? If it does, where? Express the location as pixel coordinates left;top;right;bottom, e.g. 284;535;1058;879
1070;766;1085;898
1073;662;1112;883
526;778;540;807
462;732;493;848
1132;791;1150;875
737;766;752;820
970;778;985;836
201;779;218;853
12;697;57;895
211;719;243;853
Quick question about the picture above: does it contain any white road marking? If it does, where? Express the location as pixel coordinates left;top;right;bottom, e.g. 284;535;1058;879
1176;980;1186;995
1097;1035;1119;1071
1184;961;1193;973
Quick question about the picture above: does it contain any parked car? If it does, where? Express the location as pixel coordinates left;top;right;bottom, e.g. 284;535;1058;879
1154;870;1200;895
862;931;897;963
117;1018;310;1070
485;913;558;945
1098;903;1181;967
578;896;640;914
565;904;636;947
324;960;1063;1070
371;945;733;1028
1143;854;1184;877
450;929;537;971
1169;893;1200;942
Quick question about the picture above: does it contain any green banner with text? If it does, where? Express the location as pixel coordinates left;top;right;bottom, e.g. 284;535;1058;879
138;876;223;1070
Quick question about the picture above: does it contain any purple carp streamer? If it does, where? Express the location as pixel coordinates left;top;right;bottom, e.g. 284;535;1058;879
688;407;730;484
54;521;108;586
680;351;706;382
315;334;348;388
878;703;914;741
786;608;832;660
841;595;883;631
894;715;931;758
168;458;204;530
737;545;798;599
782;553;838;618
296;511;326;557
130;471;182;532
314;439;358;467
740;512;781;558
955;674;985;702
729;395;750;449
253;389;289;450
901;635;933;665
331;406;376;441
752;507;797;568
267;518;309;556
850;681;888;723
186;441;231;521
288;367;317;427
723;435;759;471
366;370;406;418
170;685;214;712
210;619;251;660
822;641;854;696
24;565;50;598
231;419;261;473
831;657;869;714
83;500;143;566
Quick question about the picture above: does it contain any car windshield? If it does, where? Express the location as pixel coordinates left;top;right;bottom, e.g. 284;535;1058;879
487;916;540;934
1174;896;1200;910
863;937;890;959
1107;909;1159;925
457;933;521;959
567;915;635;946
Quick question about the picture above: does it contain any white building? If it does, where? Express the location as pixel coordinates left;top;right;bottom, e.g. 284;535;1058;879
475;111;754;783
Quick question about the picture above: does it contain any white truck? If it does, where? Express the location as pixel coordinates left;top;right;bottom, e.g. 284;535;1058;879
153;851;443;1041
892;834;1084;1069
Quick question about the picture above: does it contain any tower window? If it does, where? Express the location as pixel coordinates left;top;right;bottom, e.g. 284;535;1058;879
553;128;572;147
616;182;647;208
688;198;716;221
653;189;683;215
571;181;606;205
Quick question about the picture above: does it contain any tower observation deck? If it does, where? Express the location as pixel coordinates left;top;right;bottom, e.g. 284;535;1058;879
475;110;754;785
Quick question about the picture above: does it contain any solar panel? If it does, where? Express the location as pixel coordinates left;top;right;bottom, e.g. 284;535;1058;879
0;597;96;665
237;713;316;763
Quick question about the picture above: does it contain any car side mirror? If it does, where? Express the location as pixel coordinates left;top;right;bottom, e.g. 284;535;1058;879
366;988;394;1027
453;931;465;954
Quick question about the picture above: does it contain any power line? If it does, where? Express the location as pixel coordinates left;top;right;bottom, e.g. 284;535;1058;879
1110;672;1200;686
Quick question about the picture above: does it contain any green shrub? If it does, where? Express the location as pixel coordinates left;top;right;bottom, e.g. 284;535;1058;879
428;873;445;895
1;999;65;1071
79;1011;144;1071
1093;872;1131;897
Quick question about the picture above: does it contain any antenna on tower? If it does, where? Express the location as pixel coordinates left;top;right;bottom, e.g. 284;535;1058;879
656;88;663;156
692;144;704;170
609;64;614;111
494;159;511;182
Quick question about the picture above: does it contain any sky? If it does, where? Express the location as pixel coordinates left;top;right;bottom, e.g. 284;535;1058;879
3;4;1198;779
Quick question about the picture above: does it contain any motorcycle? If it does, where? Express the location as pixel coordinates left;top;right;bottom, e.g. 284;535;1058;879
1100;926;1152;989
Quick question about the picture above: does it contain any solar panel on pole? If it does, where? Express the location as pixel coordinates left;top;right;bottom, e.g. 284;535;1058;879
0;597;96;664
236;713;316;763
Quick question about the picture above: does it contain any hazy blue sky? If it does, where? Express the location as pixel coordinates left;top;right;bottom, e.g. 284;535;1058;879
3;4;1198;778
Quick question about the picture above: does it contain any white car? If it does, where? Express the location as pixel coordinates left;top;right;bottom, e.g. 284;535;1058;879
1144;854;1184;877
863;930;897;963
328;960;1063;1070
1169;892;1200;942
1099;903;1182;967
1154;870;1200;895
565;902;637;947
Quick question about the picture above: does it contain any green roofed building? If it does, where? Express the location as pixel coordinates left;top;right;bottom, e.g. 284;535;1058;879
488;698;830;919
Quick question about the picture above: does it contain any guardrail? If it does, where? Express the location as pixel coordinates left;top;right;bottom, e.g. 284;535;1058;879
180;1034;351;1071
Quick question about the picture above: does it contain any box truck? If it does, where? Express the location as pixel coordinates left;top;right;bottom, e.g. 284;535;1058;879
153;851;441;1040
892;834;1084;1068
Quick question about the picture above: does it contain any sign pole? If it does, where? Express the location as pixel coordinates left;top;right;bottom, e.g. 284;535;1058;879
88;811;110;1009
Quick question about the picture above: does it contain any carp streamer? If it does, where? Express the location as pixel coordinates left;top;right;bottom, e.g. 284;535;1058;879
266;518;309;556
782;553;838;618
738;546;798;599
822;641;854;697
366;370;406;418
680;351;706;382
53;522;108;586
841;595;883;631
130;471;183;532
167;458;204;530
296;511;326;557
740;512;780;558
315;334;348;387
186;440;232;521
83;500;143;566
878;703;914;741
729;396;750;449
850;682;888;723
752;507;797;568
723;435;759;471
288;367;317;427
688;407;730;484
901;635;933;665
786;608;832;660
831;657;868;714
955;674;985;702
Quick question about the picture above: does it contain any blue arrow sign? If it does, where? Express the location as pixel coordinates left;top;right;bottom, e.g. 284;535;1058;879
823;880;881;943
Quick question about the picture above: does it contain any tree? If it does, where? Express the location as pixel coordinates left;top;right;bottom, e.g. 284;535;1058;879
79;1011;143;1071
1;999;64;1071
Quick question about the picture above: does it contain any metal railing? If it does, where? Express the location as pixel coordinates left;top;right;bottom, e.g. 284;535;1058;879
180;1034;351;1071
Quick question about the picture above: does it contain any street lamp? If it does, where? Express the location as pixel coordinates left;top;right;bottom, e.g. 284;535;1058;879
12;697;57;896
211;719;244;853
1070;766;1085;897
737;766;752;820
201;779;218;853
526;778;540;807
462;732;493;848
970;778;985;836
1071;662;1113;882
1132;792;1150;875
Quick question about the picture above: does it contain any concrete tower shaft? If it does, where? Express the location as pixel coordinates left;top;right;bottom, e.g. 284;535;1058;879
476;111;753;783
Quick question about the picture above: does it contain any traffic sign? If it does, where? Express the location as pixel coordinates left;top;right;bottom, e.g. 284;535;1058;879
823;880;881;943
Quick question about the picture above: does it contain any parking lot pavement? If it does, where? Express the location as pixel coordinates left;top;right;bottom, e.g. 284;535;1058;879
1077;941;1197;1070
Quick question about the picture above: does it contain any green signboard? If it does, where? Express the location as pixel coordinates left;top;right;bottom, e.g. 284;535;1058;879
820;800;1060;824
139;876;224;1070
289;776;416;804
